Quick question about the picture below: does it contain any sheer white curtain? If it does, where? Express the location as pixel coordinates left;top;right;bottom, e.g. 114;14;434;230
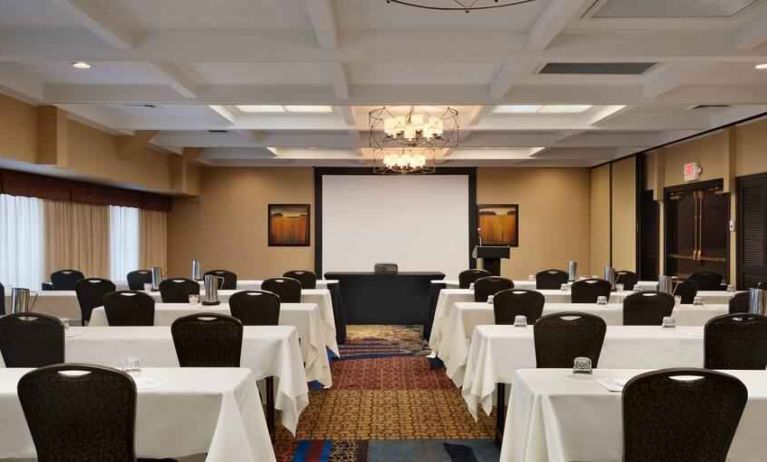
109;206;140;282
0;194;45;289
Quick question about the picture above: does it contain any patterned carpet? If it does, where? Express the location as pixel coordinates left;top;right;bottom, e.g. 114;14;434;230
274;325;498;461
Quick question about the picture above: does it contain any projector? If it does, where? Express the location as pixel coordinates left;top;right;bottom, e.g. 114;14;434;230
374;263;398;275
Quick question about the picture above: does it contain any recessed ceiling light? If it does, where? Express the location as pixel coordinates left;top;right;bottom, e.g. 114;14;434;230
538;105;592;114
494;105;541;114
756;63;767;70
493;105;592;114
284;105;333;113
236;105;286;113
72;61;91;69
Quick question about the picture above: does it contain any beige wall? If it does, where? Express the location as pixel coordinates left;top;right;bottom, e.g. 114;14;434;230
0;93;38;163
477;168;592;280
611;157;637;272
590;164;610;275
167;167;315;279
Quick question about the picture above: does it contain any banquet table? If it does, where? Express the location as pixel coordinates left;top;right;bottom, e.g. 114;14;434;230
113;279;339;291
462;325;707;419
0;367;275;461
89;302;333;386
502;368;767;462
440;301;728;385
0;325;309;434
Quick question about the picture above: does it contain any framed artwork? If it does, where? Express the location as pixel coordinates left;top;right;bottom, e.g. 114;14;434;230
477;204;519;247
268;204;310;246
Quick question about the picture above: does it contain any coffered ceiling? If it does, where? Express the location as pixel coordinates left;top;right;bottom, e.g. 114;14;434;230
0;0;766;167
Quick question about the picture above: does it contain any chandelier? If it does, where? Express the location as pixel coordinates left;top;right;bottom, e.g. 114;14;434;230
374;149;437;175
385;0;535;12
369;106;459;150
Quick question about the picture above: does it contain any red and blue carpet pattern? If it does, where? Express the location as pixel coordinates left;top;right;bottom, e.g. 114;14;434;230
274;325;498;461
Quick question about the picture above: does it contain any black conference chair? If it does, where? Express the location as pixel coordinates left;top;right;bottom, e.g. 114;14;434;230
171;313;243;367
458;269;491;289
688;271;724;291
229;290;281;326
534;311;607;368
729;292;750;314
493;289;545;325
204;269;238;290
674;280;698;304
18;364;138;461
104;291;155;326
622;368;747;462
50;269;84;290
261;277;302;303
126;269;152;290
75;278;116;324
0;282;4;315
283;270;318;289
704;313;767;370
571;278;611;304
622;291;675;326
616;270;638;290
535;269;569;290
159;278;200;303
0;313;64;367
473;276;514;302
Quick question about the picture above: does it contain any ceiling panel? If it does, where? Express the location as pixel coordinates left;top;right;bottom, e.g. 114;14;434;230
590;0;759;18
0;0;81;28
347;62;500;85
189;62;334;85
12;61;171;85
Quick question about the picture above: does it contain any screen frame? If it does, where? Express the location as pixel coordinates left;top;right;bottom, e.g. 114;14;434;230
313;167;478;276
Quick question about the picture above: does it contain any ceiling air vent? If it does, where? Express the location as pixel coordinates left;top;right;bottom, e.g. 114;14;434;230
690;105;731;110
539;62;656;75
208;130;229;134
125;104;157;109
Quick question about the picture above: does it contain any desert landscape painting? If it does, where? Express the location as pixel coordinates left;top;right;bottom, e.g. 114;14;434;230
268;204;310;246
478;204;519;247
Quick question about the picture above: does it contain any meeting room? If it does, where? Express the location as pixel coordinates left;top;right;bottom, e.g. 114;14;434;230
0;0;767;461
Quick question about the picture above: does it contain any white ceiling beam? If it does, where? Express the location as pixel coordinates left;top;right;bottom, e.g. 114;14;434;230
207;105;236;124
642;63;717;99
332;64;350;100
0;63;44;103
306;0;339;49
489;61;540;100
152;62;198;98
734;0;767;50
528;0;592;51
54;0;136;49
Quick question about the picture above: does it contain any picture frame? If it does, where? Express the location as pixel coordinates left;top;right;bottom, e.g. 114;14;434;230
477;204;519;247
268;204;311;246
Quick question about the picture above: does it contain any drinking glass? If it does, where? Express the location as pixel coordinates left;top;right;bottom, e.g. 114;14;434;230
189;294;200;305
693;296;704;306
674;296;682;306
143;283;153;292
662;316;676;328
487;295;494;305
597;296;608;305
123;356;141;373
573;357;593;374
615;283;624;292
561;283;569;292
514;315;528;327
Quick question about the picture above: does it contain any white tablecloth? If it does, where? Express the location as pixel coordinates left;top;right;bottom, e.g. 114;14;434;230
502;368;767;462
0;367;275;461
115;279;339;291
440;302;728;386
89;302;333;387
0;325;309;434
462;325;706;419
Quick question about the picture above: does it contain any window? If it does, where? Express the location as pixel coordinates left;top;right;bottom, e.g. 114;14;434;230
0;194;44;289
109;206;139;282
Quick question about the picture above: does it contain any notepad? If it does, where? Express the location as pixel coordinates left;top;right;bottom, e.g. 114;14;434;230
596;377;629;393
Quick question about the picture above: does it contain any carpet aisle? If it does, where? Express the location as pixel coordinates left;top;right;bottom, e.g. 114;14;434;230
275;325;499;461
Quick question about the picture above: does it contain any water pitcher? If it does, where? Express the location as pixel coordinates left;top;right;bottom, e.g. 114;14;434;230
150;266;163;291
10;288;37;314
202;274;224;306
603;266;616;290
568;261;578;282
192;259;202;281
749;288;765;315
658;275;674;294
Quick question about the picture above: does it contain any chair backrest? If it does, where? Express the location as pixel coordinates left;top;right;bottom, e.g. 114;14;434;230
535;269;569;290
622;368;747;462
0;313;64;367
493;289;545;325
728;291;750;314
75;278;116;323
616;270;638;290
50;269;85;290
103;291;155;326
171;313;243;367
571;278;612;304
158;277;200;303
0;282;4;315
126;270;152;290
534;311;606;368
458;269;491;289
473;276;514;302
688;271;724;291
704;313;767;369
18;364;137;461
622;291;675;326
229;290;281;326
261;277;302;303
673;279;698;304
283;270;318;289
204;269;238;290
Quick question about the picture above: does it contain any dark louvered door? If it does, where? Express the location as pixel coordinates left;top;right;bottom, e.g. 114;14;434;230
737;173;767;289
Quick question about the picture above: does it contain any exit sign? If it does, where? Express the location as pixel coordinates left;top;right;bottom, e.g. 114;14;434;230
683;162;702;182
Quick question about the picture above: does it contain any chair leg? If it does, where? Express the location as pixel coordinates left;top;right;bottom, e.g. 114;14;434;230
495;383;505;445
266;376;275;443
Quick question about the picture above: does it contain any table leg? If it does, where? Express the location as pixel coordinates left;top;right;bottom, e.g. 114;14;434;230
495;383;505;445
266;376;275;442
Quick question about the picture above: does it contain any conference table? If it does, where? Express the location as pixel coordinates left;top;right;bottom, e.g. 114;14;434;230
0;325;309;435
113;279;339;291
0;367;276;462
89;302;333;387
502;368;767;462
439;301;728;386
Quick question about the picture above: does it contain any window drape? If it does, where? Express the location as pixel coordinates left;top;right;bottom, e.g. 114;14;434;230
0;194;44;289
140;209;167;273
44;201;109;278
109;206;140;281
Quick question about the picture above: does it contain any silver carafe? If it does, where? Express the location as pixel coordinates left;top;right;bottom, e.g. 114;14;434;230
192;259;202;281
658;275;674;294
604;266;616;290
568;261;578;282
749;288;765;315
10;287;37;314
201;274;224;306
150;266;163;291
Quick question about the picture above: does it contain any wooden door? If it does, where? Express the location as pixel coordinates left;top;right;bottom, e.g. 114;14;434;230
737;173;767;289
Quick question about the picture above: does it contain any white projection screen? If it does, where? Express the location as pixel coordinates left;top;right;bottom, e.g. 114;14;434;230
321;175;469;279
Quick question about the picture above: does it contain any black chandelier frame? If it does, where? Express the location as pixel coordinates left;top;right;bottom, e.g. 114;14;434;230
385;0;535;12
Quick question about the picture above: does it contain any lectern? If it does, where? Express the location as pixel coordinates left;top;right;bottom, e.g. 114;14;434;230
472;246;510;277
